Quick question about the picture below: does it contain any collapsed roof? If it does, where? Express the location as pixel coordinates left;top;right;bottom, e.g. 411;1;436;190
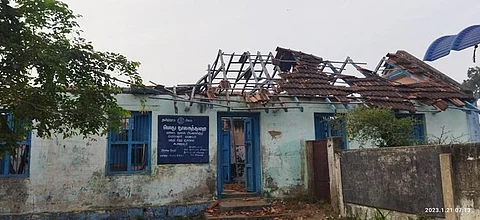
145;47;475;113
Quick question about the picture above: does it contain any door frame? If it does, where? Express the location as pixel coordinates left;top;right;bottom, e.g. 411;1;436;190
216;112;261;198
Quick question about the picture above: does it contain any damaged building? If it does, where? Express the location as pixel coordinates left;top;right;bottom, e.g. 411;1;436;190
0;47;479;218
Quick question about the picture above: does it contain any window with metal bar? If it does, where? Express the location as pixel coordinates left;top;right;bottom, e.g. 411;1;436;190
395;113;426;143
0;112;31;178
107;112;151;174
314;113;348;149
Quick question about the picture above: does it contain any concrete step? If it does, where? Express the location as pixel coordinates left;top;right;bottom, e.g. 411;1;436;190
219;197;270;213
204;213;287;220
222;190;257;199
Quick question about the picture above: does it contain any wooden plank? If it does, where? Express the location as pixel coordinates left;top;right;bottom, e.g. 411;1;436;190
306;141;314;195
312;140;330;202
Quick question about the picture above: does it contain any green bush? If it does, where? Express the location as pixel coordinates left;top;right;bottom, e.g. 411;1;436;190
336;107;415;147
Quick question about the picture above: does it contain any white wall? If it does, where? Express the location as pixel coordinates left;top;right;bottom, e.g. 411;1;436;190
420;106;471;144
0;95;339;214
0;94;475;215
0;95;218;214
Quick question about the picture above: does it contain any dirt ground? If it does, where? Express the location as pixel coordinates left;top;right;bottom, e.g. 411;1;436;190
205;197;342;220
269;199;340;220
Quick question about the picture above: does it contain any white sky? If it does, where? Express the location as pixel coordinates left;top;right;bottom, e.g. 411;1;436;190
62;0;480;86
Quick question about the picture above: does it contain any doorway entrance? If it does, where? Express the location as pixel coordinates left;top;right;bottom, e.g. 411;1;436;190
217;112;261;197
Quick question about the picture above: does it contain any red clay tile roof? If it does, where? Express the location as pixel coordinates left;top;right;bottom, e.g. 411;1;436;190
384;50;469;92
274;47;474;112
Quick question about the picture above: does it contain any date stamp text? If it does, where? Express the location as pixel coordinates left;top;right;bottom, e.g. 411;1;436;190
425;207;471;213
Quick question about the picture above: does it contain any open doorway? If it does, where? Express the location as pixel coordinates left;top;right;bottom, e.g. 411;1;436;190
217;113;260;197
221;118;246;192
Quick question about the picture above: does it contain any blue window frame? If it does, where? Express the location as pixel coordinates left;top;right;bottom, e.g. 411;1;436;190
0;112;32;178
395;113;426;143
314;113;348;149
107;112;152;174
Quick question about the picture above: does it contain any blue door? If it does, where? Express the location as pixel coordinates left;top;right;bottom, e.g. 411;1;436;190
244;118;254;192
217;113;260;197
221;123;231;183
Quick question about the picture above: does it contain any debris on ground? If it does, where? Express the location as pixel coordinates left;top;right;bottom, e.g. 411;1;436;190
206;198;341;219
207;200;220;210
269;200;333;220
223;183;246;192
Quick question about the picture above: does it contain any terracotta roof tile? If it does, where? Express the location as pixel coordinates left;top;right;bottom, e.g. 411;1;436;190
273;47;473;112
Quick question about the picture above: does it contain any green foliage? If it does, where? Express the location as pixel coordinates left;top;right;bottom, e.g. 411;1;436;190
348;208;391;220
0;0;142;153
462;66;480;98
338;107;416;147
372;208;391;220
416;214;435;220
0;114;30;157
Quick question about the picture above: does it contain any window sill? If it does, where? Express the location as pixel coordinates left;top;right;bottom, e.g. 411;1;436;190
0;174;29;179
106;170;151;176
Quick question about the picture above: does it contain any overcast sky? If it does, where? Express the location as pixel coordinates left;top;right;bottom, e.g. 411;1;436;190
63;0;480;86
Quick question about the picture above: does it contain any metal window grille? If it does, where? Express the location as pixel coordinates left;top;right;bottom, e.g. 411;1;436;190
314;113;348;149
107;112;151;174
0;113;31;177
396;113;426;142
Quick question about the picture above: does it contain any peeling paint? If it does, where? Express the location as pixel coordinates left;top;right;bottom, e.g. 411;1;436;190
265;176;279;192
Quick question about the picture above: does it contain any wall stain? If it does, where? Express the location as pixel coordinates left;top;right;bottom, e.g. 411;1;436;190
205;176;216;195
268;130;282;139
0;179;28;213
283;184;307;197
300;140;305;182
265;176;279;192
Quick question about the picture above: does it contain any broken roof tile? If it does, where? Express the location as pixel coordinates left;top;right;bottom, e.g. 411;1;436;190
334;96;350;103
193;47;475;113
432;99;449;111
385;50;471;93
272;48;474;112
449;98;465;107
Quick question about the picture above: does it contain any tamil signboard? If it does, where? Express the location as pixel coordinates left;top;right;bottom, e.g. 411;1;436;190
158;115;209;164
